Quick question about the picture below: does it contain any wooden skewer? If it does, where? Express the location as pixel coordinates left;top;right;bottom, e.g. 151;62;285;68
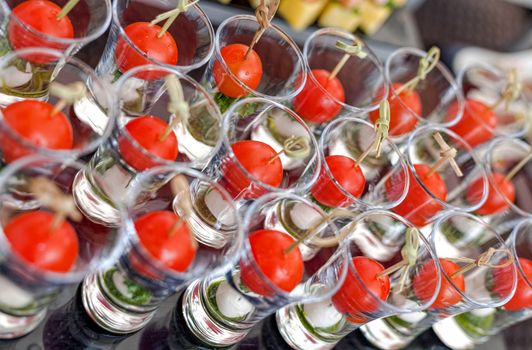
150;0;198;38
57;0;80;20
449;247;513;279
426;132;463;178
329;39;367;81
244;0;279;59
267;136;310;164
393;47;440;96
160;74;190;141
356;100;390;165
49;81;86;116
504;151;532;182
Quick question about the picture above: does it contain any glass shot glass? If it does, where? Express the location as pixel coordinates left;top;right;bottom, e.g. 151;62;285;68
380;47;464;141
0;155;124;339
81;164;243;334
309;116;409;212
293;28;387;129
180;192;347;347
276;209;440;350
360;211;518;350
0;0;112;104
448;63;530;148
433;218;532;350
203;15;306;113
391;125;489;228
201;97;320;211
0;47;115;167
472;137;532;233
73;65;221;226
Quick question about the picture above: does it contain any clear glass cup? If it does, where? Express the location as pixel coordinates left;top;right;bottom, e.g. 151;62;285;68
81;164;243;334
382;47;464;141
181;192;347;347
450;63;530;148
477;137;532;233
0;0;112;105
73;65;221;226
294;28;387;129
310;116;409;211
276;209;440;350
203;15;306;114
432;218;532;350
201;97;320;224
0;47;115;167
0;155;124;339
360;211;518;350
392;125;489;228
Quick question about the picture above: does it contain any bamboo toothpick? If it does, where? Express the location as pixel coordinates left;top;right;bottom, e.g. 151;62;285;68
268;135;310;164
356;100;390;165
160;74;190;141
329;39;367;81
394;47;440;95
57;0;80;20
491;68;522;112
49;81;86;116
504;151;532;182
245;0;279;59
426;132;463;178
27;177;82;231
449;247;513;279
150;0;198;38
169;175;197;249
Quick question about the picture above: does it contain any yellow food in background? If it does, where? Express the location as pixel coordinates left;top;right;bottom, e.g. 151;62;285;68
318;2;361;32
279;0;329;31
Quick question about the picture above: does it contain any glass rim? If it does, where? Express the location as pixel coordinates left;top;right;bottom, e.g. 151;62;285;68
123;164;244;281
510;219;532;288
222;97;321;195
432;210;518;308
406;125;489;213
0;155;127;285
114;64;223;168
240;192;347;301
214;14;307;101
456;62;530;139
303;27;388;113
0;47;117;159
113;2;215;72
344;209;441;314
485;136;532;218
3;0;112;46
319;116;410;209
385;47;465;127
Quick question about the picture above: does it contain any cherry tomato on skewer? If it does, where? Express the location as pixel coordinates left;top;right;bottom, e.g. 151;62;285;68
447;99;496;148
466;172;515;216
414;258;465;309
293;69;346;125
311;155;366;208
134;211;197;272
370;83;421;137
240;229;304;296
115;22;178;80
1;100;74;163
388;164;447;227
221;140;283;199
493;257;532;311
332;256;390;323
118;115;179;172
8;0;75;64
212;43;263;99
4;211;79;273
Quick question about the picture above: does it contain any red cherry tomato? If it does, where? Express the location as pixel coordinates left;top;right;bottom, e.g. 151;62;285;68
311;155;366;208
240;229;304;296
212;44;263;98
370;83;421;137
467;172;515;216
332;256;390;324
134;211;197;272
118;116;179;172
494;258;532;311
293;69;345;124
115;22;178;80
447;99;496;148
389;164;447;227
4;211;79;273
8;0;74;64
221;140;283;199
1;100;74;163
414;258;465;309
